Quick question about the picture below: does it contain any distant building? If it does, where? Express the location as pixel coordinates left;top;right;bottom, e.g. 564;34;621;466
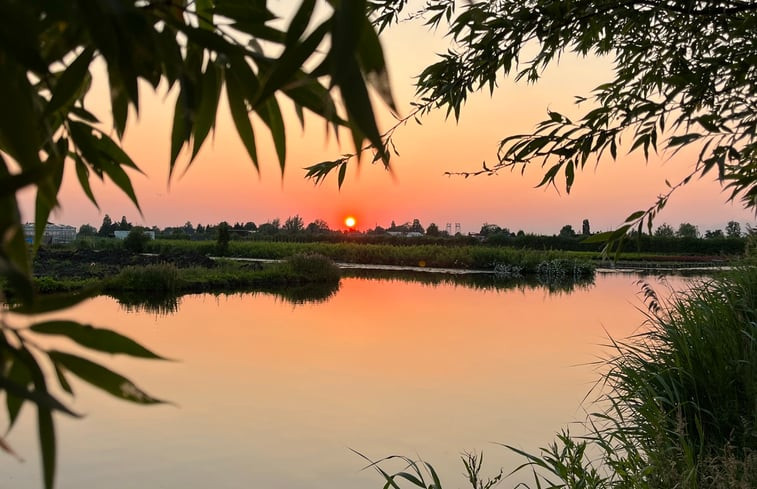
23;223;77;244
114;230;155;240
386;231;424;238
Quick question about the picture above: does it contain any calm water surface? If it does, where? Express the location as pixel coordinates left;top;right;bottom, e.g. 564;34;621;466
2;272;695;488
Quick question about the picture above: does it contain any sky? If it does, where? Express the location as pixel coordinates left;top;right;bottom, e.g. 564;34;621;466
20;7;755;235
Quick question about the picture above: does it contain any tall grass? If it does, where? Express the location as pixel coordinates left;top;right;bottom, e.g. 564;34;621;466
145;239;595;273
365;268;757;488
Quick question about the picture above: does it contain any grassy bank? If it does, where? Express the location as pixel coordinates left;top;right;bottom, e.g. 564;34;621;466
31;253;341;296
367;266;757;488
145;239;599;272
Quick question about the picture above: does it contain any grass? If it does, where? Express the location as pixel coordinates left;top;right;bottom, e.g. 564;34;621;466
145;239;598;273
363;267;757;488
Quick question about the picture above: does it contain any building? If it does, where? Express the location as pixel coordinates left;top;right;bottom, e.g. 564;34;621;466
23;223;77;244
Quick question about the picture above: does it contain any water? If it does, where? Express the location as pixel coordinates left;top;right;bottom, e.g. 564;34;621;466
1;272;695;489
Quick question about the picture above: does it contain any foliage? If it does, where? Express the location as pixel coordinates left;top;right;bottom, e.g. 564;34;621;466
144;238;599;273
676;222;699;239
77;224;97;237
108;263;180;293
559;224;576;238
357;0;757;254
726;221;742;238
653;223;675;238
283;215;305;233
0;0;395;486
216;221;230;255
123;227;150;253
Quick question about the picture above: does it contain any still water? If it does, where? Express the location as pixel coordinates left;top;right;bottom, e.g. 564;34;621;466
2;272;695;488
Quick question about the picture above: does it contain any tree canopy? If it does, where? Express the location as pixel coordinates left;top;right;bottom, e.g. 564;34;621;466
0;1;393;487
360;0;757;248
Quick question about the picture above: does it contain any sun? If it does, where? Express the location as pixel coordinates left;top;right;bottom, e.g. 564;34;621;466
344;216;357;229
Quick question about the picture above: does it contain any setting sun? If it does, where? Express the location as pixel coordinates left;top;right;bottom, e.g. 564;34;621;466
344;216;357;229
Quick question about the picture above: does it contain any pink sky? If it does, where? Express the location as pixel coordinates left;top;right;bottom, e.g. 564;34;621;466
20;17;754;234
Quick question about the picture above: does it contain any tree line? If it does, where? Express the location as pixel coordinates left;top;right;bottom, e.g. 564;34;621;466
77;214;750;256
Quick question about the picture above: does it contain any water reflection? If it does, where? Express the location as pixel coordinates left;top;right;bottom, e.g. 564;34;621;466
110;270;598;315
1;273;699;489
343;268;596;294
109;281;341;314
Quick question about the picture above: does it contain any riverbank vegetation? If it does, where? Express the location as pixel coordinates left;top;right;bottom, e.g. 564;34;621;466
28;250;341;297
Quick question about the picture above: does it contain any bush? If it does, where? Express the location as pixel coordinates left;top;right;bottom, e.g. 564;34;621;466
108;263;179;293
124;227;150;253
281;253;341;283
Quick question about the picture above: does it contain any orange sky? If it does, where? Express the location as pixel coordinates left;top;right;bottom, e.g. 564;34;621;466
19;13;754;234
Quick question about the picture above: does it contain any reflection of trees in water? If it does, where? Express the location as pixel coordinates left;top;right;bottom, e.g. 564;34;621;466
109;271;602;316
110;292;181;315
110;281;341;315
342;269;595;295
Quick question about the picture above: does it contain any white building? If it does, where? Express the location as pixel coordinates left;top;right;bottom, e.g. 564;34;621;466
23;223;77;244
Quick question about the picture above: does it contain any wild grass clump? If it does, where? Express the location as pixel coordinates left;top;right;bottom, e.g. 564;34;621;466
269;253;341;284
108;263;180;293
509;267;757;488
536;259;595;284
601;267;757;485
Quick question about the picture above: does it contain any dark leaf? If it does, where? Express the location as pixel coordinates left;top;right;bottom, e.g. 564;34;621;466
50;351;166;405
226;72;259;170
38;406;55;489
46;47;94;115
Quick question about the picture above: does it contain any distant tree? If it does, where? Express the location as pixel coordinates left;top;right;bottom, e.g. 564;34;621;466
117;215;132;231
257;220;280;235
243;221;257;231
196;224;205;235
124;227;149;253
283;215;304;233
410;218;424;234
677;222;699;239
726;221;742;238
306;219;330;234
704;229;724;239
654;223;675;238
480;223;502;236
426;223;440;237
582;219;591;235
78;224;97;237
97;214;114;236
559;224;576;237
217;222;230;254
516;230;525;237
183;221;195;235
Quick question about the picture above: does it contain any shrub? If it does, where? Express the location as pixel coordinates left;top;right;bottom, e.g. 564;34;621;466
282;253;341;283
108;263;179;293
124;227;150;253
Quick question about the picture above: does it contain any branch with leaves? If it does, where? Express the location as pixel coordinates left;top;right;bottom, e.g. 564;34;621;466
324;1;757;251
0;1;396;486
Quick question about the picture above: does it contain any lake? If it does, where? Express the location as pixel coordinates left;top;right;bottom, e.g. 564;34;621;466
1;271;696;488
